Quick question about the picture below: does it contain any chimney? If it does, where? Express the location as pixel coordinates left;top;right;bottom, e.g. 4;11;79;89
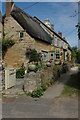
6;0;13;17
51;24;54;31
58;31;62;38
63;37;66;40
44;18;50;28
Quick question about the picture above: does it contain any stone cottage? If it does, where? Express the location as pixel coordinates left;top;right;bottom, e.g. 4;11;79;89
2;1;72;68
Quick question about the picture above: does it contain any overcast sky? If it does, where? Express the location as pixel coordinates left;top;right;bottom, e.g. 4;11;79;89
1;2;78;47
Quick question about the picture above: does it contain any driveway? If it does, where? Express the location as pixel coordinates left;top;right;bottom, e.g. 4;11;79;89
2;67;79;118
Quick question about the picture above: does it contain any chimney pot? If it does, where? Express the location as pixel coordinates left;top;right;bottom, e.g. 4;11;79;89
51;24;54;31
63;37;65;40
44;18;50;28
58;32;62;38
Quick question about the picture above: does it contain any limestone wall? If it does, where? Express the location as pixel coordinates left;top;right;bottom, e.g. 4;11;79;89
4;16;35;68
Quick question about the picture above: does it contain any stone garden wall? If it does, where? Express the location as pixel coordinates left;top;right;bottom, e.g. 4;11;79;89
24;67;54;93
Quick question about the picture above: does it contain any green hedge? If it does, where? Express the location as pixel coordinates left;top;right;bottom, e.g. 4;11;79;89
52;65;61;80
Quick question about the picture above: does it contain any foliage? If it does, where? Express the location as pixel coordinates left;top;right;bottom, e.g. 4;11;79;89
62;62;68;73
27;84;47;98
31;87;43;98
76;24;80;39
2;38;15;56
41;84;47;91
16;67;25;78
71;46;77;62
29;49;39;62
52;65;61;80
76;50;80;63
67;52;69;61
34;65;39;72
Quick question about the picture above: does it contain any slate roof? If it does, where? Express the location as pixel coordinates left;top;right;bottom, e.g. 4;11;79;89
11;5;53;44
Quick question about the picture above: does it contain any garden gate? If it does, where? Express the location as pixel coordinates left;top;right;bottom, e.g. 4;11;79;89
5;68;16;89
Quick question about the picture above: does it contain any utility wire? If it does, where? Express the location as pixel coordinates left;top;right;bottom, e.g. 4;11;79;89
22;2;40;11
14;1;40;13
65;28;77;38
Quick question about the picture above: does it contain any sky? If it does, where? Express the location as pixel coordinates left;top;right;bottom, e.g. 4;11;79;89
1;2;78;47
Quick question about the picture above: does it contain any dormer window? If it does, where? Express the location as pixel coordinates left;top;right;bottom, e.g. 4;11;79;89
52;40;54;45
19;32;24;40
54;37;57;46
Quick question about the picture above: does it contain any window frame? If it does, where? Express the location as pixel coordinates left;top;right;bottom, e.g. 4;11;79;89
19;32;24;40
55;50;60;59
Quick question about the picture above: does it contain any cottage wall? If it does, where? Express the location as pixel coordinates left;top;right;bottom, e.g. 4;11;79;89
4;16;35;68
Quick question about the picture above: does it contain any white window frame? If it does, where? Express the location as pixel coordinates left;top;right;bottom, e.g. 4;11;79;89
54;37;57;46
55;50;60;59
19;32;24;40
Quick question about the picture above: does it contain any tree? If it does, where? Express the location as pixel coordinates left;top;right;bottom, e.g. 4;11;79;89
76;50;80;63
71;46;77;62
67;52;69;61
76;24;80;39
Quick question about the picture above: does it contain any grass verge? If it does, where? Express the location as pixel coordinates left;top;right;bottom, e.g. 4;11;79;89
62;72;80;97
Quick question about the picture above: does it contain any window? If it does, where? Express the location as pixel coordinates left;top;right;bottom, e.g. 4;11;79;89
61;41;63;48
19;32;24;40
59;40;61;48
57;39;60;47
55;50;60;59
54;37;57;46
63;42;65;49
51;53;53;56
42;51;48;61
52;40;54;45
65;44;68;49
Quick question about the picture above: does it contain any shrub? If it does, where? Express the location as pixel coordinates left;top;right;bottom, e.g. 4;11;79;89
41;84;47;91
27;84;47;98
29;49;39;62
2;39;15;56
62;62;68;73
52;65;61;81
16;67;25;78
31;87;43;98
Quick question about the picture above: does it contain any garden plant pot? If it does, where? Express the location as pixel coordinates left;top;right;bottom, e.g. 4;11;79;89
46;62;51;67
28;64;36;71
